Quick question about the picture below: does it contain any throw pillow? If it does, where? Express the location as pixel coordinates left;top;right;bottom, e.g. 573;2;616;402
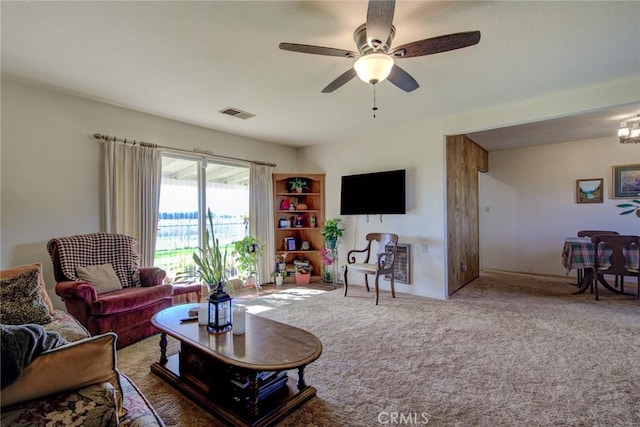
0;263;55;315
0;332;126;419
76;263;123;294
0;267;53;325
0;324;67;389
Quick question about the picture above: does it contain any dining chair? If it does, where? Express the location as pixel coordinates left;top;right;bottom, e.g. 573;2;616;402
576;230;619;289
344;233;399;305
591;234;639;301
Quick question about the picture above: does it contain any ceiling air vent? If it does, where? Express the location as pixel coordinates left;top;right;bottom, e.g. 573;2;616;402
219;107;256;120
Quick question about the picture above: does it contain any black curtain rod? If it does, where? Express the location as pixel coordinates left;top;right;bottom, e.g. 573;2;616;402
92;133;277;167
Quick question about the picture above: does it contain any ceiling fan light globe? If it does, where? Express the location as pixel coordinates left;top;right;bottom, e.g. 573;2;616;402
354;53;394;84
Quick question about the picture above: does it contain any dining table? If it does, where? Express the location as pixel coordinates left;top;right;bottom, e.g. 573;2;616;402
561;236;639;295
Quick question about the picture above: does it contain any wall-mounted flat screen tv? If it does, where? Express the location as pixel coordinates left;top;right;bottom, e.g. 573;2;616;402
340;169;406;215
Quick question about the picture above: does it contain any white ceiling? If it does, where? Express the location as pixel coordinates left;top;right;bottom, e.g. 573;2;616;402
469;103;640;151
2;1;639;150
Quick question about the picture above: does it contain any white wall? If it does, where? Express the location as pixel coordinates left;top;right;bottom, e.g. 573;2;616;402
299;119;448;299
479;136;640;276
1;76;299;309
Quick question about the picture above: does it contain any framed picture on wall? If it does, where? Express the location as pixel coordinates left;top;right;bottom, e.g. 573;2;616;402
576;178;603;204
613;164;640;198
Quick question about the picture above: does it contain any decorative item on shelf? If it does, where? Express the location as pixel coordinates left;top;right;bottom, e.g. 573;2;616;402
208;286;232;333
294;267;311;285
293;259;310;269
279;217;291;228
294;215;304;228
273;253;288;285
271;269;287;286
296;203;308;210
301;241;310;251
275;252;288;271
285;237;296;251
289;177;308;193
321;218;344;249
279;198;290;211
310;214;317;228
289;203;296;211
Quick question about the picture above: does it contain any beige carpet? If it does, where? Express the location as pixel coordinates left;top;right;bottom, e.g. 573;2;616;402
117;271;640;426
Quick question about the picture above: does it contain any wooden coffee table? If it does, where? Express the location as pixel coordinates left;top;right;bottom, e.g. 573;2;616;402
150;303;322;427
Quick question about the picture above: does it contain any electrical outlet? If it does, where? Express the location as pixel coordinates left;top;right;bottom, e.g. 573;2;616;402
420;244;428;254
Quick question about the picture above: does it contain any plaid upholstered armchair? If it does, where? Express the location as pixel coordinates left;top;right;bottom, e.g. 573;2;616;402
47;233;173;348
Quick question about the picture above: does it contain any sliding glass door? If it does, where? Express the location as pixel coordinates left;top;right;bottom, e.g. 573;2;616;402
154;155;249;281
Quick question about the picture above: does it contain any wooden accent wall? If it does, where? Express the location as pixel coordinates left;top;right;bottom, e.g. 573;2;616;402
446;135;488;296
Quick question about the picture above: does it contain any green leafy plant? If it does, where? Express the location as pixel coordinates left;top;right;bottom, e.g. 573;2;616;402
271;270;287;278
176;208;229;291
289;177;308;192
273;252;288;280
617;199;640;218
321;218;344;241
232;236;264;282
294;266;310;275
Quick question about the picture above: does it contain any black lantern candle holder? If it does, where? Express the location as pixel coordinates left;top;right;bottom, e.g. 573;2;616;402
208;286;232;333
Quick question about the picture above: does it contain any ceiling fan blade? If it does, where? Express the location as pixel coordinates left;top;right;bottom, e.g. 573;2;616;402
279;43;357;58
366;0;395;51
321;68;357;93
390;31;481;58
387;64;419;92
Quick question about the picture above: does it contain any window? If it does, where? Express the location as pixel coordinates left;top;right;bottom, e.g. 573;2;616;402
154;155;249;281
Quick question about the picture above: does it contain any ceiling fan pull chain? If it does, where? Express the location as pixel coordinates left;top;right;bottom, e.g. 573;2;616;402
372;84;378;118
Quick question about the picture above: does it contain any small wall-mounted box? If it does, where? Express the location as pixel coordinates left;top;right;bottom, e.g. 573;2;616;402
384;243;411;284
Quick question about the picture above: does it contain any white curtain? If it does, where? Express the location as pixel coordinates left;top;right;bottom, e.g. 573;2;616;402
103;140;162;267
249;164;274;284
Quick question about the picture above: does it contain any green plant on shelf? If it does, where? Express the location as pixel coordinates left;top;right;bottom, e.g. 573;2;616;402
294;266;310;275
289;178;308;192
272;270;287;279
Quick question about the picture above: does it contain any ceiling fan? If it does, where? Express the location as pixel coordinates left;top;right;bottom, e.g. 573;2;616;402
279;0;481;93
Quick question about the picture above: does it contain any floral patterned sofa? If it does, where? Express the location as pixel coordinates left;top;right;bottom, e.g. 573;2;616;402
0;263;164;426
